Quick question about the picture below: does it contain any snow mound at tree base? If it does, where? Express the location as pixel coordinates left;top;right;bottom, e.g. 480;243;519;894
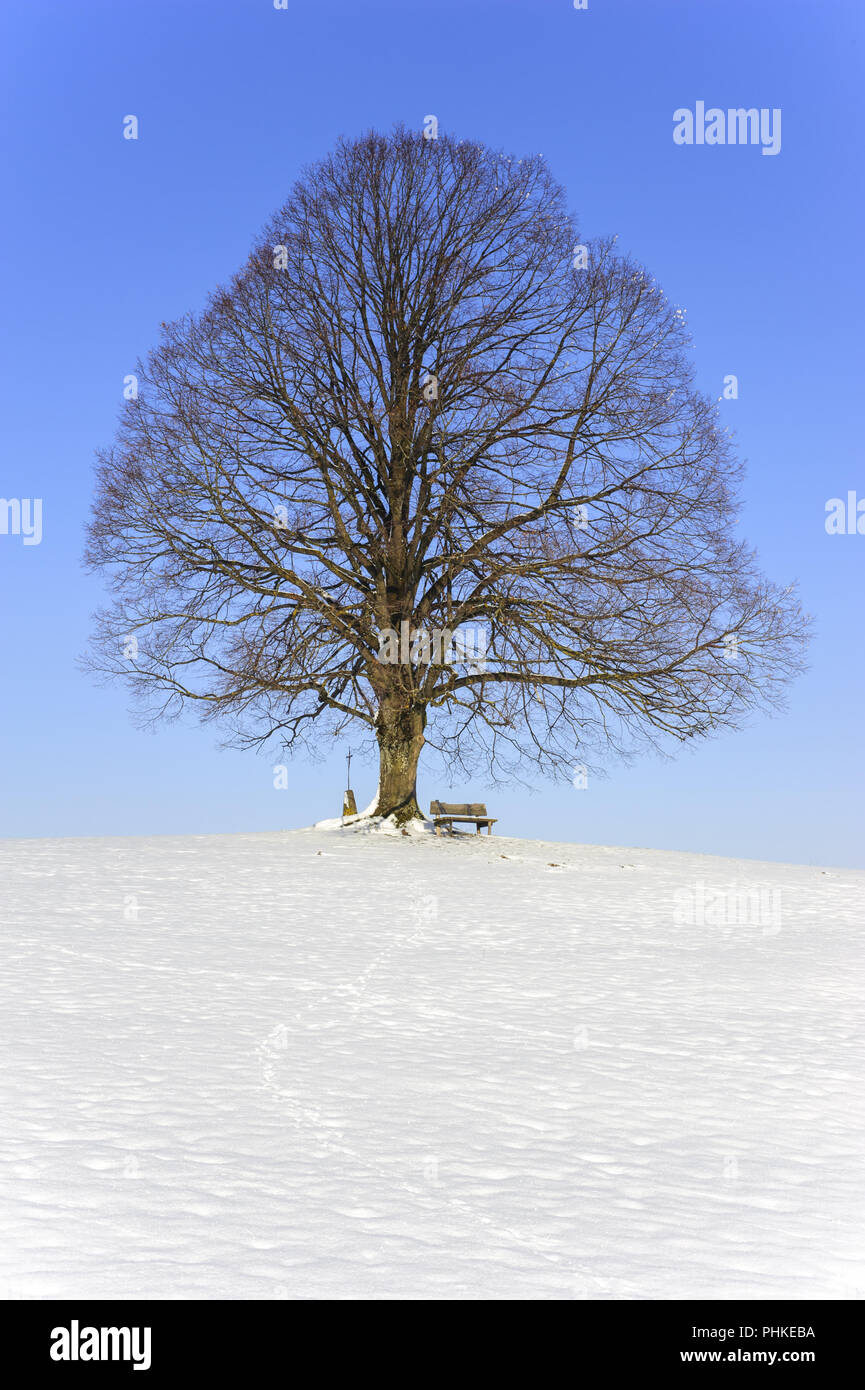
1;827;862;1300
313;811;432;835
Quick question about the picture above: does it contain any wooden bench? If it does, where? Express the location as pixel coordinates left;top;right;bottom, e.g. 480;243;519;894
430;801;498;836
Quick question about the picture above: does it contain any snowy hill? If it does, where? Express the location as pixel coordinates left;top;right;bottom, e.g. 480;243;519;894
1;825;863;1300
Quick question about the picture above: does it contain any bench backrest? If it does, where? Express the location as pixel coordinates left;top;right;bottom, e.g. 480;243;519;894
430;801;487;816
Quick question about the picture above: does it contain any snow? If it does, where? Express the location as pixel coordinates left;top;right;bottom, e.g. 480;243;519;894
1;825;863;1300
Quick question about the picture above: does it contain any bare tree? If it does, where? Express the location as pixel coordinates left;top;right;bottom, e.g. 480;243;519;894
85;125;809;823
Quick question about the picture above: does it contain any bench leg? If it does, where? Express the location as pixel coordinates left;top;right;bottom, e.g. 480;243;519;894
487;823;492;834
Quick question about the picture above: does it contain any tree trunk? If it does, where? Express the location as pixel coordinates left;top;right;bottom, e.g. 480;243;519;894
373;701;425;824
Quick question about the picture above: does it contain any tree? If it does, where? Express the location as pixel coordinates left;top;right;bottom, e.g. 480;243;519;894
85;125;809;824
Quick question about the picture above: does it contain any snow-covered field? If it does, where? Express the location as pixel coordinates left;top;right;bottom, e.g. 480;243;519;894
1;824;863;1300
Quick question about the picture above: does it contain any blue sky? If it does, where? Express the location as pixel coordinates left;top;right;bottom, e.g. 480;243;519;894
1;0;862;866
